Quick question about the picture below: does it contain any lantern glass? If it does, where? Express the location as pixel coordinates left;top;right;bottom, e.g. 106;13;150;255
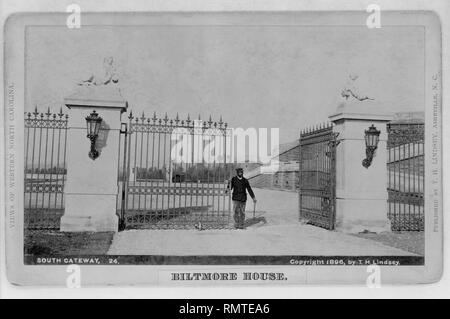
373;134;379;147
88;121;94;136
94;120;101;135
365;125;380;148
85;110;102;137
369;134;375;147
365;133;370;147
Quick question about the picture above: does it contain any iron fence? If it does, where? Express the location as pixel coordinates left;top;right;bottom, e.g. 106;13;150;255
298;123;337;230
387;122;424;231
23;105;424;232
24;107;68;229
118;112;233;229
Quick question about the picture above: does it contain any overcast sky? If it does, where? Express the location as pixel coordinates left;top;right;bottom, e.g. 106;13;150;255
26;24;424;144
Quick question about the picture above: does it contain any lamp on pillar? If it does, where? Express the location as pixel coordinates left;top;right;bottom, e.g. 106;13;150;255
61;57;128;232
362;124;380;168
85;110;103;160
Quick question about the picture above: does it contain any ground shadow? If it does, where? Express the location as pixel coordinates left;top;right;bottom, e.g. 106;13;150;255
244;215;267;228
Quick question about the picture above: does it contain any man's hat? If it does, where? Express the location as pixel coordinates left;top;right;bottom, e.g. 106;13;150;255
235;167;243;172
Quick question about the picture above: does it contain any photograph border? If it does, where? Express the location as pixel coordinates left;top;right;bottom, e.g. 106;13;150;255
3;8;443;287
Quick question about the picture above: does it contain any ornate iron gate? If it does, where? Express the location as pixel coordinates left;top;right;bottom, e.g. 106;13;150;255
387;122;424;231
298;124;337;230
118;112;232;230
24;107;68;229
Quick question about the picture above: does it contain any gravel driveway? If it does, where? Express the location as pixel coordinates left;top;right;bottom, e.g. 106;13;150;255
108;188;416;256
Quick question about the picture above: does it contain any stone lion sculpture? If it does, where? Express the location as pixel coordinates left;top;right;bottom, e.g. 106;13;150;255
78;57;119;86
341;74;374;101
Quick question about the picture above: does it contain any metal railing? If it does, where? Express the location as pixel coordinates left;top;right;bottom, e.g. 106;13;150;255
24;107;68;229
298;123;337;230
118;112;233;229
387;122;424;231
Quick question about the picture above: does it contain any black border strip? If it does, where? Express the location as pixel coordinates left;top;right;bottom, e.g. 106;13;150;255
25;255;424;265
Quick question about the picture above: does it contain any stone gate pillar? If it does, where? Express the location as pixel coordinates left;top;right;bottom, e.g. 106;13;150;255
329;100;393;233
60;85;127;232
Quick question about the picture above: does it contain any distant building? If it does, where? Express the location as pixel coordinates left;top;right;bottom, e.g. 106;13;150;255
248;140;300;192
391;111;424;124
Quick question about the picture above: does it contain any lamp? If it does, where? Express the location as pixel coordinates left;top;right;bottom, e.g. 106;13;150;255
85;110;103;160
362;124;380;168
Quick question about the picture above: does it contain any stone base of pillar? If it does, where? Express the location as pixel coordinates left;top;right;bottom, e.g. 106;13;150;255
60;194;118;232
335;199;391;233
60;84;126;232
329;99;393;234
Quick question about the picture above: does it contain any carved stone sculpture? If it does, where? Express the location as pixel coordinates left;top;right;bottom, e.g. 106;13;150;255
78;57;119;86
341;74;374;101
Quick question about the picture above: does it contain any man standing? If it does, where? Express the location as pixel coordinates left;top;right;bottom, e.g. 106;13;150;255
227;168;257;229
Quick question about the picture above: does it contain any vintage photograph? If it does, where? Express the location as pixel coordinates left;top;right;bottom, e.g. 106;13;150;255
3;10;443;285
